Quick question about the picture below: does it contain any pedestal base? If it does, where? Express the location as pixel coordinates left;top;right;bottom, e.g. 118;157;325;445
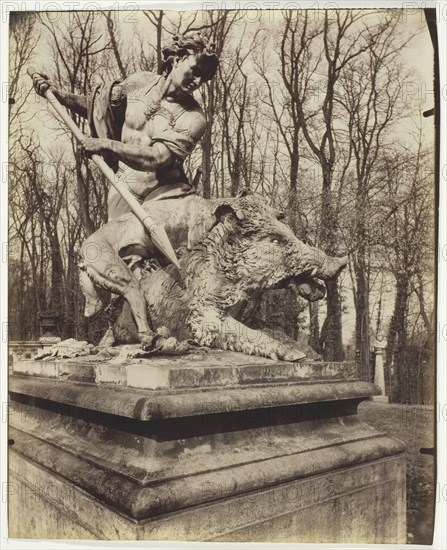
9;351;406;542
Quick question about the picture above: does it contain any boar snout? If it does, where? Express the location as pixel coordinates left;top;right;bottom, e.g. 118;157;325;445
314;254;348;281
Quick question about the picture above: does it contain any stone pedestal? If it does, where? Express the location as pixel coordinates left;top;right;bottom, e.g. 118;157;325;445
8;351;406;542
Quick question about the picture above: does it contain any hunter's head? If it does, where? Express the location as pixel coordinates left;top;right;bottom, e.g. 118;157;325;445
162;32;219;96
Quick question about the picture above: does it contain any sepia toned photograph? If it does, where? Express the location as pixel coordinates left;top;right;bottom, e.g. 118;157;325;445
4;2;442;545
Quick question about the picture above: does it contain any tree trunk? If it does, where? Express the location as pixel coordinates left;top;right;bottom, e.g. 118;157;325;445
288;137;299;234
47;237;65;335
387;278;409;402
308;301;320;353
319;279;344;361
156;12;163;74
231;147;241;197
75;153;95;236
354;247;371;380
201;82;215;199
106;11;127;80
319;169;344;361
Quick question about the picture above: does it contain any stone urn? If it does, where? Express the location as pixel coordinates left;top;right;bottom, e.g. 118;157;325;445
38;311;61;345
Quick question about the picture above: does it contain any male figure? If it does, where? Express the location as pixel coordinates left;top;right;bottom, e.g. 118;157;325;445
33;32;218;219
33;33;219;348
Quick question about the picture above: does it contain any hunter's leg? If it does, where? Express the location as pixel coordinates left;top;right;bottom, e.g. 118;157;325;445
79;268;110;318
82;255;155;350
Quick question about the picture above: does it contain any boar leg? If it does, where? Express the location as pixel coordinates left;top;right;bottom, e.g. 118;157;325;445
189;307;306;362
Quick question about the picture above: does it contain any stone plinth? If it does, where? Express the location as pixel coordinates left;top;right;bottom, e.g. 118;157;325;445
8;351;406;542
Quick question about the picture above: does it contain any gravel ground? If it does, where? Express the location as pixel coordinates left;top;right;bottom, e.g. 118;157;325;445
358;401;436;545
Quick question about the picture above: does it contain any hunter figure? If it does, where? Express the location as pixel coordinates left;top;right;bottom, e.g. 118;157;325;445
33;32;219;219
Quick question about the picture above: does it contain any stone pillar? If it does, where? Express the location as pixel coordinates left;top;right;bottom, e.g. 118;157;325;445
373;337;389;403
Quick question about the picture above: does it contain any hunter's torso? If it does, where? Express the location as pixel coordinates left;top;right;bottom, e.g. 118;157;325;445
101;72;206;217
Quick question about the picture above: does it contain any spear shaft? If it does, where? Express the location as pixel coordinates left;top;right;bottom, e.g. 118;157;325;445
27;67;181;270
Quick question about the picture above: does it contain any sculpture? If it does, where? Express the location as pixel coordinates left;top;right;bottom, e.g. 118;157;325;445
80;189;347;361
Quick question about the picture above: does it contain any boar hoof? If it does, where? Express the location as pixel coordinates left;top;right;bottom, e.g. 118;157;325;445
280;347;306;362
139;331;157;351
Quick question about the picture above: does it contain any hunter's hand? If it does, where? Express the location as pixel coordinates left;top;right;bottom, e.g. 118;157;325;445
32;72;56;98
79;138;110;157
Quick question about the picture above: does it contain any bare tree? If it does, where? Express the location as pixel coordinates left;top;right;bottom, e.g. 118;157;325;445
9;160;49;340
198;10;241;198
143;10;165;74
9;13;42;340
338;11;414;379
17;137;68;328
378;139;434;401
218;26;262;196
257;10;420;366
267;10;376;360
39;11;112;235
104;11;128;79
9;12;39;130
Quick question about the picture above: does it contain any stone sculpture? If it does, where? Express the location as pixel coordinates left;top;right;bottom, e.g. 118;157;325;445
80;189;347;361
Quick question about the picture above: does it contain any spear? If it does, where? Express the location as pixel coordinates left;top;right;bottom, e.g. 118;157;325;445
27;67;181;270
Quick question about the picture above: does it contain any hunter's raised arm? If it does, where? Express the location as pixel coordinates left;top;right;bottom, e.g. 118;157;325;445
32;73;88;119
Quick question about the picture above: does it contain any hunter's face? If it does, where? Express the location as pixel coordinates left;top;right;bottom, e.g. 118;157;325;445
170;54;206;96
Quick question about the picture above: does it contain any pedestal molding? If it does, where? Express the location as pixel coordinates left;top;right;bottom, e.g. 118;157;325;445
10;374;380;420
10;425;404;520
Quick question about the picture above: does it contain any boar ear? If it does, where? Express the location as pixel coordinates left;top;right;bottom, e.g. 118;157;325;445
213;202;245;223
236;187;252;198
276;210;285;220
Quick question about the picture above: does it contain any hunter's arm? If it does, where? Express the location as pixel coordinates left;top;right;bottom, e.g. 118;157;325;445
101;139;174;171
52;88;88;119
105;104;207;171
32;73;88;119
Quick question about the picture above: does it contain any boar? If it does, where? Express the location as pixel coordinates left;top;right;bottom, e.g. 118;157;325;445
80;190;347;361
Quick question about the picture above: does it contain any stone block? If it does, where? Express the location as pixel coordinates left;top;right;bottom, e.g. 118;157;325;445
95;364;127;385
127;364;171;389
